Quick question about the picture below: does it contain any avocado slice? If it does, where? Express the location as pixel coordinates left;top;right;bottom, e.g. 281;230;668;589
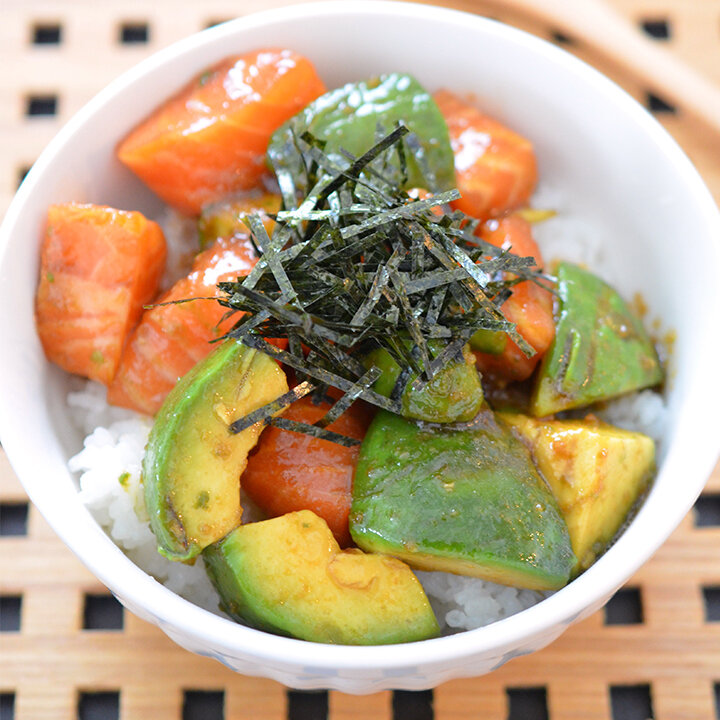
364;342;484;423
198;193;280;249
350;410;575;590
531;262;663;416
469;327;507;355
502;413;655;572
202;510;439;644
268;74;455;193
143;339;288;561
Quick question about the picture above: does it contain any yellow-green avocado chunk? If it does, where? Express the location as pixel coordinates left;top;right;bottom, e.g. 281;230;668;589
142;339;288;561
363;342;484;423
202;510;440;645
198;193;279;249
350;410;576;591
531;262;663;417
502;413;655;572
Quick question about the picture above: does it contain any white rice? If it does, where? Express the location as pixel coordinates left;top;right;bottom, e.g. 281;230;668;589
595;390;667;446
67;198;668;635
531;182;606;271
68;396;224;615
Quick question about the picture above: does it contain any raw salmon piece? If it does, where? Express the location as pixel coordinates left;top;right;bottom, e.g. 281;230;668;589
36;203;166;385
107;236;257;415
434;90;537;221
117;49;326;216
474;215;555;382
241;397;374;547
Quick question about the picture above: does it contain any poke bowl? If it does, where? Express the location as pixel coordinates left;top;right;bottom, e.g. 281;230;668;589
1;0;720;693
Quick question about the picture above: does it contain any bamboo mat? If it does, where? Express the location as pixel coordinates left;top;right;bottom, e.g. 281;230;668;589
2;1;720;718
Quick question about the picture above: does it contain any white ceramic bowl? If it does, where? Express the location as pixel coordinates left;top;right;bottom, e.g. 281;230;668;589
2;0;720;693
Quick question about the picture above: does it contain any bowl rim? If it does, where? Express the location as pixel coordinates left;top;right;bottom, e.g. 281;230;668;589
2;0;720;674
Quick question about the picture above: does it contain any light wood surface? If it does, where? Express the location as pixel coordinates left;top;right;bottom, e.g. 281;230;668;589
452;0;720;138
2;1;720;719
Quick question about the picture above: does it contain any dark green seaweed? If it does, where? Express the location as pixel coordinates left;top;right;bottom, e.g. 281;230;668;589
218;125;551;442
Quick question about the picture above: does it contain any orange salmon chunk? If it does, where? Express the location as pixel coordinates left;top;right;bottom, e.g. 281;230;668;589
35;203;166;386
117;49;326;215
434;90;538;221
241;397;374;548
473;215;555;382
107;236;257;415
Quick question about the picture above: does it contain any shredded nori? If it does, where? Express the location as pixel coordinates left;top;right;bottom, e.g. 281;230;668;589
229;380;315;434
269;417;361;447
217;124;552;442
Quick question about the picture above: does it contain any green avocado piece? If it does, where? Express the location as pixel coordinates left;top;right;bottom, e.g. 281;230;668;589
198;194;280;249
531;262;663;417
268;74;455;193
363;342;484;423
143;339;288;561
350;411;575;591
469;327;507;355
501;413;655;573
202;510;440;644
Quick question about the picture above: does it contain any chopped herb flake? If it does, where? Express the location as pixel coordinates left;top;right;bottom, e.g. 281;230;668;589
198;70;214;87
195;490;210;509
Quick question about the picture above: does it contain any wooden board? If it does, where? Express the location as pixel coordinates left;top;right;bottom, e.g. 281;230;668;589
2;1;720;719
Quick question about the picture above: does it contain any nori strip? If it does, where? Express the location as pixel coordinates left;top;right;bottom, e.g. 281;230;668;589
269;417;361;447
315;367;381;428
235;334;402;414
229;380;316;434
213;124;552;443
